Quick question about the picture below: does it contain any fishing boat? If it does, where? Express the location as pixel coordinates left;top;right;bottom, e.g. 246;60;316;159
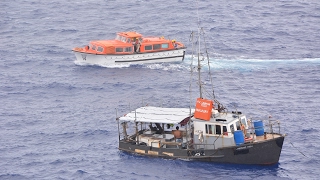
116;21;285;165
72;31;186;65
116;36;285;165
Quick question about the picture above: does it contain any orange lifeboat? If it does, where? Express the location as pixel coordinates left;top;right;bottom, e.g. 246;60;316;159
72;31;186;65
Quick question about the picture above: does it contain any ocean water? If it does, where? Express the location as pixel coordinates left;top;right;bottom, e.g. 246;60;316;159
1;0;320;179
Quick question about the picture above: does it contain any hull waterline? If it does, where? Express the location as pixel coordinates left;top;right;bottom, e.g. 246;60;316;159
73;48;186;65
119;135;284;165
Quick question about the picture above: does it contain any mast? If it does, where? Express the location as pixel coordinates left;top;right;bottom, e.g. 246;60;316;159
196;0;202;98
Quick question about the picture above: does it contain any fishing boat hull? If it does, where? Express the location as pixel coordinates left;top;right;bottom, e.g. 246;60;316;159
73;48;186;65
119;134;284;165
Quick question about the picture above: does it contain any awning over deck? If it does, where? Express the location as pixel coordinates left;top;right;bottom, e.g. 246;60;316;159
119;106;194;124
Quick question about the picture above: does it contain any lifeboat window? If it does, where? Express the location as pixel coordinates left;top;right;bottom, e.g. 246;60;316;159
124;47;132;52
205;124;214;134
120;36;126;43
97;46;103;52
161;43;169;48
215;125;221;135
126;39;131;43
153;44;161;50
92;45;96;50
116;48;123;52
145;45;152;51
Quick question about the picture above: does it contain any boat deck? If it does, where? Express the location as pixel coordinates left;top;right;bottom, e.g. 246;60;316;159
126;130;283;150
254;133;283;142
136;131;185;148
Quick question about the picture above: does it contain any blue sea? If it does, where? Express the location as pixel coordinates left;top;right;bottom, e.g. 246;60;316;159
1;0;320;179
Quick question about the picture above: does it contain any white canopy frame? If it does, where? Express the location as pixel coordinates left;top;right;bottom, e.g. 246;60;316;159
119;106;194;124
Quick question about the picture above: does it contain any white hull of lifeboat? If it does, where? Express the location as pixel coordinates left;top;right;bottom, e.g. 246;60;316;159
73;48;186;65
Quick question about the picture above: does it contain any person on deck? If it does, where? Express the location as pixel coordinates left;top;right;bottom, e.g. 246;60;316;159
240;123;247;137
172;126;183;142
149;123;157;132
135;38;141;52
149;123;163;134
172;40;178;48
155;123;163;134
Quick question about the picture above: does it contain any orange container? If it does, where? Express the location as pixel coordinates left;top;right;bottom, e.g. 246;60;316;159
194;98;214;121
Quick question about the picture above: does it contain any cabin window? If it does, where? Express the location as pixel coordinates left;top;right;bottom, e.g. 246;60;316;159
236;121;241;130
97;46;103;52
241;117;247;126
145;45;152;51
205;124;214;134
125;47;132;52
115;35;121;41
126;38;131;43
161;43;169;48
230;124;235;133
153;44;161;50
215;125;221;135
223;126;228;135
92;45;96;50
116;48;123;52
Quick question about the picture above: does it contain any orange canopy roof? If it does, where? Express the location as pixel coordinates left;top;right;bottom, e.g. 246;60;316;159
117;32;142;38
92;40;127;46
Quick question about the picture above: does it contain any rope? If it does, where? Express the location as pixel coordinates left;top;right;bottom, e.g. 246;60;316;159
289;141;307;157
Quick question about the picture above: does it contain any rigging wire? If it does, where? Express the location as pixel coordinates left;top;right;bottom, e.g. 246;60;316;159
189;23;226;110
201;27;216;100
216;65;272;117
195;29;272;116
189;31;196;112
193;0;265;115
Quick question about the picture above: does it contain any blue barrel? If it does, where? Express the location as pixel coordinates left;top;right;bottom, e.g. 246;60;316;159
234;130;245;146
253;120;264;136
